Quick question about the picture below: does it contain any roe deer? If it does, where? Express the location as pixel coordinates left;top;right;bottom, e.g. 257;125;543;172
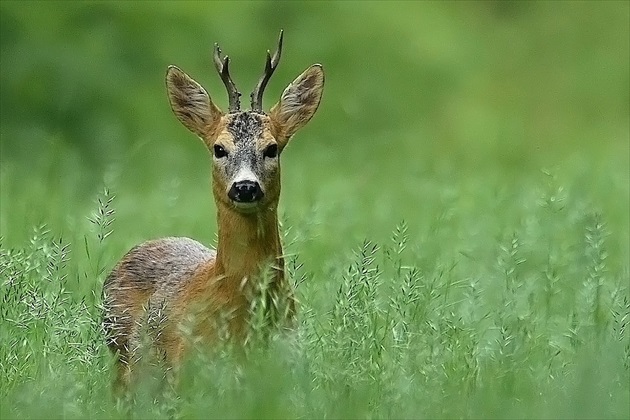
102;31;324;390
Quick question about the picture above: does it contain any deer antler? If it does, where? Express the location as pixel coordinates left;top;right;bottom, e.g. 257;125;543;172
250;30;284;113
213;43;241;113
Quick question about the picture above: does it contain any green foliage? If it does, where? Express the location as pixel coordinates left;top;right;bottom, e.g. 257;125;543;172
1;1;628;418
1;177;629;418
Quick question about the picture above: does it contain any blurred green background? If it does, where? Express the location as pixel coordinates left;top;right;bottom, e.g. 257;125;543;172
2;1;627;251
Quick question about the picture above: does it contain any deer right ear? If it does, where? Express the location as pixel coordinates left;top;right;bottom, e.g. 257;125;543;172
166;66;223;140
269;64;324;146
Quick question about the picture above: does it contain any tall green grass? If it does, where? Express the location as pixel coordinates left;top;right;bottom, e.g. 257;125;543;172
1;167;628;418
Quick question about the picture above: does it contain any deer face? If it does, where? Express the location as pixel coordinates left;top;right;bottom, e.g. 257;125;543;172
210;112;280;212
165;32;324;214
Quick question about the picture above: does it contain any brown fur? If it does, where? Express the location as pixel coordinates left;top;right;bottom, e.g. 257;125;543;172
102;49;324;392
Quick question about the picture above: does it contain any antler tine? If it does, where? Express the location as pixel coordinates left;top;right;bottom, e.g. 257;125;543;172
213;43;241;113
250;30;284;112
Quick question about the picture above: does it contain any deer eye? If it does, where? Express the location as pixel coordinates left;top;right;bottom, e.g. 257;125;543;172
213;144;227;159
263;144;278;159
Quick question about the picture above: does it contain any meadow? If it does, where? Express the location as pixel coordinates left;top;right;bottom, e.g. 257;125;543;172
1;2;628;418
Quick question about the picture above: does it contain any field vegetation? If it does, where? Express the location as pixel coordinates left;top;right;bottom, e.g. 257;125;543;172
1;1;628;418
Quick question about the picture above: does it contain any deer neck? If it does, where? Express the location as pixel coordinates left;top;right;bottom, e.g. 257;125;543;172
214;201;283;283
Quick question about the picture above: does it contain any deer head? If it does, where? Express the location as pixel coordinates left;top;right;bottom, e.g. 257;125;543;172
165;31;324;214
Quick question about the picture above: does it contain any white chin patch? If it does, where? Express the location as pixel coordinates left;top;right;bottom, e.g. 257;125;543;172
232;201;260;212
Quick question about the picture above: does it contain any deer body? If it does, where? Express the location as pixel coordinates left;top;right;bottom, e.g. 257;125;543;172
103;32;324;389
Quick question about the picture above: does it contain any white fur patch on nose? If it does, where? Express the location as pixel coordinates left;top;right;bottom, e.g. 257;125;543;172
232;167;258;183
229;167;261;189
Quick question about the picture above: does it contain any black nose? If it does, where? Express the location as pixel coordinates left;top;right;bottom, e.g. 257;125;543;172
228;180;264;203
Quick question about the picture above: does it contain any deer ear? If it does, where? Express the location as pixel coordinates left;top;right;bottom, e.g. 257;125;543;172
166;66;223;140
269;64;324;146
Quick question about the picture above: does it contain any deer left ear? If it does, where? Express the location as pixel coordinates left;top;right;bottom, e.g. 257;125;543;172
166;65;223;142
269;64;324;146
